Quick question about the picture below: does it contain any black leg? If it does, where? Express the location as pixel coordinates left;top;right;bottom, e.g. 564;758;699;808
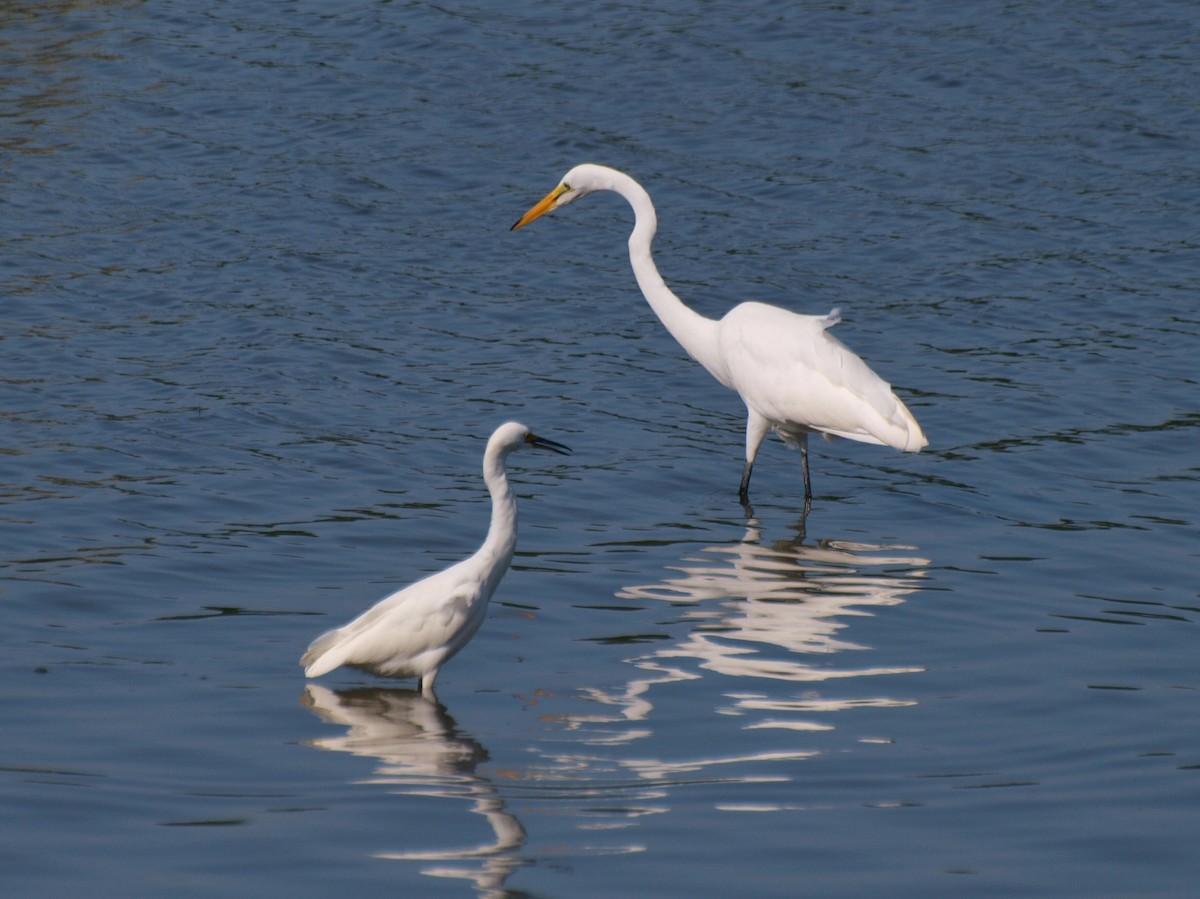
800;435;812;514
738;459;753;502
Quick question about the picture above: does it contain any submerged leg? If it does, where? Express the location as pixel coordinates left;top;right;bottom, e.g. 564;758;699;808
799;433;812;514
738;459;754;502
739;411;770;502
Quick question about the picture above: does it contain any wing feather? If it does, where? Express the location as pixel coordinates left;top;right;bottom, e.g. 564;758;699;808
301;557;482;678
718;303;926;451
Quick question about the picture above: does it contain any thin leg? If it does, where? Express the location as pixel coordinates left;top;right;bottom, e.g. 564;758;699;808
800;433;812;514
739;411;770;503
738;459;754;502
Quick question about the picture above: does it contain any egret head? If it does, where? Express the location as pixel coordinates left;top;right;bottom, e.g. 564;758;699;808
489;421;572;457
511;164;617;230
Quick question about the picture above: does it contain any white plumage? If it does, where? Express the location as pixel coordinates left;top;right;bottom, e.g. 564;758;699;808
301;422;569;697
513;164;926;509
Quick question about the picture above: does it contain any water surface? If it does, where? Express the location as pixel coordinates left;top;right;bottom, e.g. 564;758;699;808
2;1;1198;896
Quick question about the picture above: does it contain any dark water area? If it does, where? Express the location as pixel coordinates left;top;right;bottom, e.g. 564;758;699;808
2;1;1198;896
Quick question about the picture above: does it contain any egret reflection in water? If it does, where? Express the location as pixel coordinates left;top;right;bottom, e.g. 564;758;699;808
302;685;525;895
299;525;933;865
579;519;930;733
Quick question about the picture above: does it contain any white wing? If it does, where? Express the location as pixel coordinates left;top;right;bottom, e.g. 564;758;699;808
301;557;485;678
717;304;926;451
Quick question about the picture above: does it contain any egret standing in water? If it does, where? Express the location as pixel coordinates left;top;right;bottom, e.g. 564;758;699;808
301;422;570;697
512;164;926;510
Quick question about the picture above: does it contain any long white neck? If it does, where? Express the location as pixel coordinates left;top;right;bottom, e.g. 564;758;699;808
600;169;725;381
477;445;518;588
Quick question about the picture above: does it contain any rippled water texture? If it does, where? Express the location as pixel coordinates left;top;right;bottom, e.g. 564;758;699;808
2;2;1198;896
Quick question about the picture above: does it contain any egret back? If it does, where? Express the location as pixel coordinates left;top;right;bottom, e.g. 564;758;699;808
718;303;927;452
300;558;485;679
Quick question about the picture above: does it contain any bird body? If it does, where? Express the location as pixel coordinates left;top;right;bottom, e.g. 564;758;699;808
513;163;925;507
301;422;570;696
715;303;924;451
301;554;497;682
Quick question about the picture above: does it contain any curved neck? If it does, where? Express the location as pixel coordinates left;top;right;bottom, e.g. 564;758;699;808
605;170;724;380
479;448;518;572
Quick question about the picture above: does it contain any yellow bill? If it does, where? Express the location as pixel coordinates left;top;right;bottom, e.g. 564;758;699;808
511;183;568;231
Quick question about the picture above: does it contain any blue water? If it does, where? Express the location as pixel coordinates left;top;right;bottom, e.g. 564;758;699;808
3;1;1198;896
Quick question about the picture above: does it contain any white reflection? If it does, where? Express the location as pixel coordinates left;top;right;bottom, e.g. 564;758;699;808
579;519;929;737
302;685;524;896
301;521;933;858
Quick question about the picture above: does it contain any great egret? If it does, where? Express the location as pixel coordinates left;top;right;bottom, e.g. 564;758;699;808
301;422;570;697
512;164;926;509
